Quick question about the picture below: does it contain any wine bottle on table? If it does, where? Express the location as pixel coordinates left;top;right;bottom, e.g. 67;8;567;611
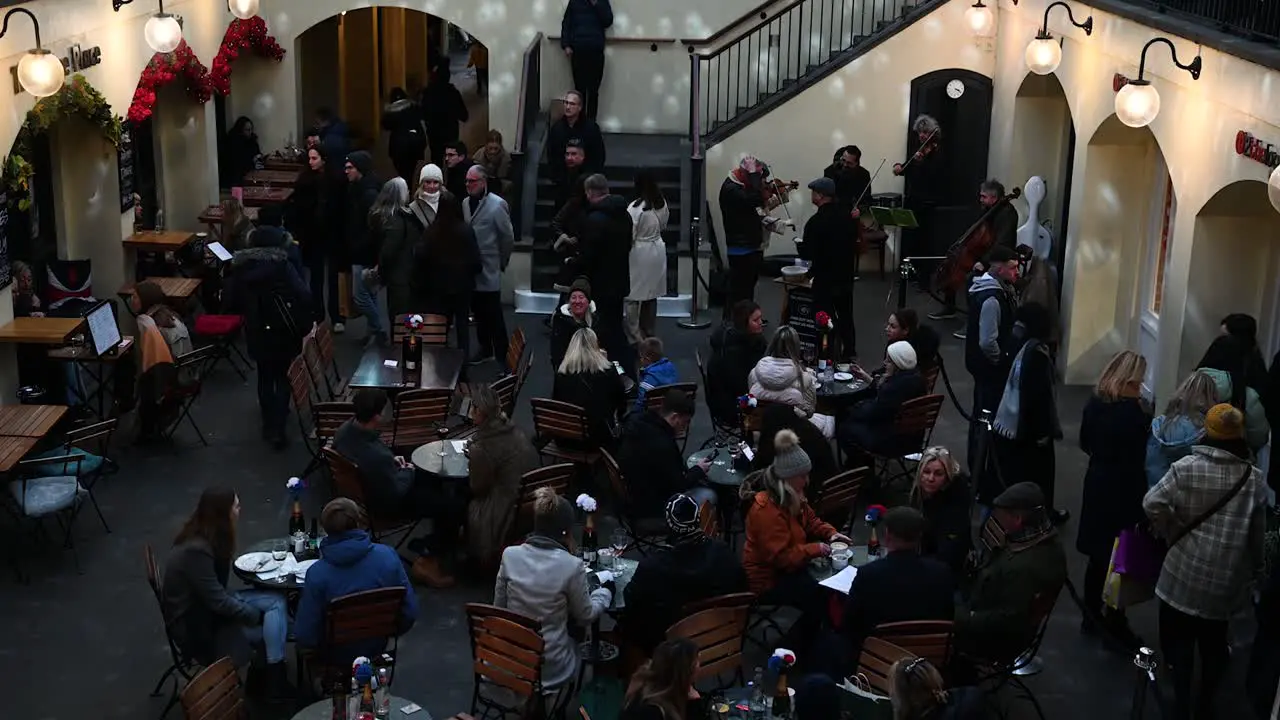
357;683;375;720
289;501;305;535
773;671;792;718
818;334;829;372
581;514;598;564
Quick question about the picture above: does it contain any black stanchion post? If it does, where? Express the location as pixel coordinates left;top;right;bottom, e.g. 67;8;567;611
679;51;711;331
678;214;712;330
1130;647;1159;719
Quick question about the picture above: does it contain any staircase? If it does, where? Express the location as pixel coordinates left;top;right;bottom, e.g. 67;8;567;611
692;0;946;146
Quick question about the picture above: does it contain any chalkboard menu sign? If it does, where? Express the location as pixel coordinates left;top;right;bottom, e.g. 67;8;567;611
787;285;818;359
0;190;10;290
118;122;135;213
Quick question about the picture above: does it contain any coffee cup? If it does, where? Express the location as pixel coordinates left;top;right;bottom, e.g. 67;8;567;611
830;541;849;555
832;553;849;571
836;363;851;373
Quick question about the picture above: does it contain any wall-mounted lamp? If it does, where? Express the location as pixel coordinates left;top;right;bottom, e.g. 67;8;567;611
1;8;65;97
113;0;184;54
1025;2;1092;75
1115;37;1201;128
965;0;997;38
228;0;260;20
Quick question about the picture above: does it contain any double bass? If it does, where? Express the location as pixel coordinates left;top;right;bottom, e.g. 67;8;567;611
933;186;1022;296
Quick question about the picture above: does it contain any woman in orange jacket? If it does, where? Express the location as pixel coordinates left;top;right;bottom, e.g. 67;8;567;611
741;429;850;649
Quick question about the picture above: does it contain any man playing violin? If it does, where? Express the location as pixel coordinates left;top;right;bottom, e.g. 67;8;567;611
825;145;873;219
930;179;1019;324
719;156;793;313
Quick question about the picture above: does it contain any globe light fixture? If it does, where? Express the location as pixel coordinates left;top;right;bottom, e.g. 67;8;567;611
228;0;260;20
1;8;66;97
965;0;996;38
1114;37;1201;128
1025;2;1092;75
113;0;185;54
1268;165;1280;214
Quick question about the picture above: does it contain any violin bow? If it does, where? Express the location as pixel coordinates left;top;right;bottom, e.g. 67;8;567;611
852;158;888;210
897;126;940;175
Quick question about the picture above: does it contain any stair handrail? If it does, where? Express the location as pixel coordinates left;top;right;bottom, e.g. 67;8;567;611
687;0;786;49
692;0;814;59
510;31;543;242
512;31;543;157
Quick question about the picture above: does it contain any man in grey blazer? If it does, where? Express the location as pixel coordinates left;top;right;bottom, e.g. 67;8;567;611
463;165;515;367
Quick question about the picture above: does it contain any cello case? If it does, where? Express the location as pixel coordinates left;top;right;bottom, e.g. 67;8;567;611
1017;176;1059;288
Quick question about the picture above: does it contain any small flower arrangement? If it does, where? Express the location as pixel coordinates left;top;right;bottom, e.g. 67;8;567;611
576;493;598;513
864;503;888;525
737;393;758;410
815;311;834;331
286;476;305;501
768;647;797;673
404;314;424;331
352;656;374;687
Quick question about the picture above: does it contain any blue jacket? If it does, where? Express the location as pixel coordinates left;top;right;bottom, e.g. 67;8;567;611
1145;414;1203;488
560;0;613;52
294;530;418;658
634;357;678;414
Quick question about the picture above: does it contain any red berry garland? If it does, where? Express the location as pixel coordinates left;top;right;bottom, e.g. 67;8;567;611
210;16;286;96
127;40;213;124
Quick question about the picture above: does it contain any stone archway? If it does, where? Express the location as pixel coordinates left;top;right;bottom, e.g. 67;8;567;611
1063;114;1171;389
1009;72;1074;272
1181;180;1280;376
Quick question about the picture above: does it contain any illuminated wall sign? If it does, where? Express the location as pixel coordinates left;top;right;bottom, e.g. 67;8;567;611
1236;130;1280;168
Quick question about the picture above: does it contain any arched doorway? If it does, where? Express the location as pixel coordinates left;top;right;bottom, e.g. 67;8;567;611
296;7;490;180
1010;72;1075;276
1067;115;1172;392
1182;180;1280;377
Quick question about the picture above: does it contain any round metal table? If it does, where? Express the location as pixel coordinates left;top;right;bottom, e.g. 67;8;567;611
232;537;313;591
686;448;746;488
290;695;431;719
411;439;470;478
815;373;873;415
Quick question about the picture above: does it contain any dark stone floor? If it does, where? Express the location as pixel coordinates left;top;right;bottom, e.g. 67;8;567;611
0;275;1262;719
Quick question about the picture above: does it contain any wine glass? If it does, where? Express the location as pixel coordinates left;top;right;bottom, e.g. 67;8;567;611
727;443;742;474
271;539;287;562
437;426;450;457
611;529;629;561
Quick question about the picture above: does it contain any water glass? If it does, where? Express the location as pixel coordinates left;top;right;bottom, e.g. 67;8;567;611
597;547;616;570
611;529;630;558
271;540;288;562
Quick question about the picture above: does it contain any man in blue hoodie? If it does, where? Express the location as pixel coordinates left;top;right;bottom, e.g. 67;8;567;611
634;336;677;414
963;244;1020;476
295;498;418;666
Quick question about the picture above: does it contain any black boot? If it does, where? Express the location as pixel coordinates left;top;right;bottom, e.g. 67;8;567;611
265;661;295;699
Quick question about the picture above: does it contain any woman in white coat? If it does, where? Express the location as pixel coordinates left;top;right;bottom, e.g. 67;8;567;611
625;170;670;345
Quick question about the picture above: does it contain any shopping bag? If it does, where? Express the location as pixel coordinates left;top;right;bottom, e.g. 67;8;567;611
840;675;894;720
1103;537;1155;610
1114;526;1165;586
338;271;352;319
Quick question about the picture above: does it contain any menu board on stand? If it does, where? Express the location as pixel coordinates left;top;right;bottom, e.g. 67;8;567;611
118;122;136;213
787;285;818;361
0;189;9;290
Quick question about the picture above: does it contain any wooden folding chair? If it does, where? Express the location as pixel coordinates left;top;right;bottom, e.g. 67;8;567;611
506;326;527;374
179;657;244;720
512;350;534;408
301;332;332;401
508;464;573;543
393;313;449;346
145;545;202;719
465;603;558;720
643;381;699;451
863;394;945;488
302;587;408;690
291;356;355;478
854;637;918;696
921;363;940;395
666;601;752;689
973;589;1061;720
529;398;602;468
600;449;666;555
698;499;721;540
322;447;420;552
813;466;869;533
315;321;349;399
162;346;218;446
390;388;455;449
490;373;518;419
872;620;955;672
695;349;745;447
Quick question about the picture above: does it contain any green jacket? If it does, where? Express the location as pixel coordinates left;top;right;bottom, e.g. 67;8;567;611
956;529;1067;663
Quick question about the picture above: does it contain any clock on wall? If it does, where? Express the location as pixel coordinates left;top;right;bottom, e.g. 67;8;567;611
946;79;965;99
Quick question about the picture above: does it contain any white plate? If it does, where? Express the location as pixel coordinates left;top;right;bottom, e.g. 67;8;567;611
235;552;283;574
833;372;854;382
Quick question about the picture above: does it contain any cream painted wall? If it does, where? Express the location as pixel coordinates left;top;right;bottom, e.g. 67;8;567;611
538;41;692;134
703;0;995;261
988;0;1280;400
153;85;220;236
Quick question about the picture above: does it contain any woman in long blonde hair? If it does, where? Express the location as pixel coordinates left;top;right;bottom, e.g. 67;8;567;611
888;657;983;719
621;637;700;719
1146;369;1218;487
221;196;252;250
909;446;971;573
741;429;848;653
551;328;627;450
1077;350;1151;644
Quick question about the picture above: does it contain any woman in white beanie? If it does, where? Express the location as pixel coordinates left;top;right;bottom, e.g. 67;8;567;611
380;167;442;323
838;340;928;464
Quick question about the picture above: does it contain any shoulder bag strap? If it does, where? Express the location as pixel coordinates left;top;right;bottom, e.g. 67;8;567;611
1169;462;1255;547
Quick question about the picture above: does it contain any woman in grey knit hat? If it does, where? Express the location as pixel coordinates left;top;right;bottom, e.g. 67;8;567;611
741;429;851;652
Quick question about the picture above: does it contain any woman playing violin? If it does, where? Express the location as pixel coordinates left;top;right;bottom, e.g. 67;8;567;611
893;114;942;177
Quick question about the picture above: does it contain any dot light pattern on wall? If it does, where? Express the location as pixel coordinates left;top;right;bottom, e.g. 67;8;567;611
112;0;184;54
1114;37;1201;128
1025;1;1093;75
0;7;65;97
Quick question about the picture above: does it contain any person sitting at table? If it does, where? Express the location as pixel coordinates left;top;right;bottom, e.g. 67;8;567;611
552;327;628;451
135;281;193;362
707;300;768;424
622;493;748;656
617;390;717;519
888;658;986;720
222;115;262;187
495;487;615;707
753;401;838;505
748;325;834;438
221;197;254;251
332;389;463;589
634;336;678;415
909;446;972;574
885;307;918;346
550;277;595;370
838;340;927;464
162;486;292;697
620;637;704;720
294;498;418;666
841;507;955;667
465;383;540;573
741;429;850;652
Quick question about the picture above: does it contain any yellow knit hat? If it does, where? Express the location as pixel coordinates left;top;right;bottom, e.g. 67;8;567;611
1204;403;1245;441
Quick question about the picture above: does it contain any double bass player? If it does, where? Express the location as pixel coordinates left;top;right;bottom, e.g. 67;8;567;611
930;179;1020;326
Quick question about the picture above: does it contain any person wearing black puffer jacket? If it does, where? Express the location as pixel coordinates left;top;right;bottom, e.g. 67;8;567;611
412;194;481;371
342;151;384;343
706;300;768;424
559;0;614;120
577;173;635;374
380;87;426;182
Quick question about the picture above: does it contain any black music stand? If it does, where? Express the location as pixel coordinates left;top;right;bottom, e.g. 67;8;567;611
870;207;920;309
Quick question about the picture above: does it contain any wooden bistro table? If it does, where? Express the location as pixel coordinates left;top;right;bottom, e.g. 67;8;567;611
348;345;466;392
197;204;259;239
239;185;294;207
123;230;197;253
118;277;203;311
0;316;85;345
262;156;306;172
0;404;69;472
244;168;303;188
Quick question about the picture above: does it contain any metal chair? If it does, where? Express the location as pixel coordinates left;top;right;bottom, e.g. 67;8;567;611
144;544;202;719
854;637;918;696
872;620;955;673
506;326;527;375
314;321;349;400
179;657;244;720
323;447;420;552
507;464;573;544
529;398;602;470
600;448;666;555
5;453;87;572
695;349;745;447
465;603;562;720
813;466;869;533
666;599;752;689
300;587;408;692
162;346;218;446
974;588;1061;720
390;388;455;450
861;394;946;488
289;355;355;479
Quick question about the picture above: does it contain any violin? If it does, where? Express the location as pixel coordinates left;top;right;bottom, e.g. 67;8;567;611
763;178;800;201
932;186;1022;296
893;126;941;176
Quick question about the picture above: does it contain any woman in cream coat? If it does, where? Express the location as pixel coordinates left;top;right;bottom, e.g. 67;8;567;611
625;170;670;345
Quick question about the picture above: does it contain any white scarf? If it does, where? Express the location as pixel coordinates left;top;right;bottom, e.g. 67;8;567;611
418;190;440;213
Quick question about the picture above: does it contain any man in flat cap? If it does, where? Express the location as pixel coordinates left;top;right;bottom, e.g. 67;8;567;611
955;481;1067;666
798;176;858;358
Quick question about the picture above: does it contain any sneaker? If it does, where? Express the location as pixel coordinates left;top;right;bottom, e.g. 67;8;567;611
952;330;967;340
468;353;495;366
928;310;957;321
411;556;456;588
333;322;345;334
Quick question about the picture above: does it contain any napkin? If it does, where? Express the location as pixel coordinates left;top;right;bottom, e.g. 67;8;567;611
818;566;857;594
451;440;467;453
258;553;300;581
595;571;616;584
